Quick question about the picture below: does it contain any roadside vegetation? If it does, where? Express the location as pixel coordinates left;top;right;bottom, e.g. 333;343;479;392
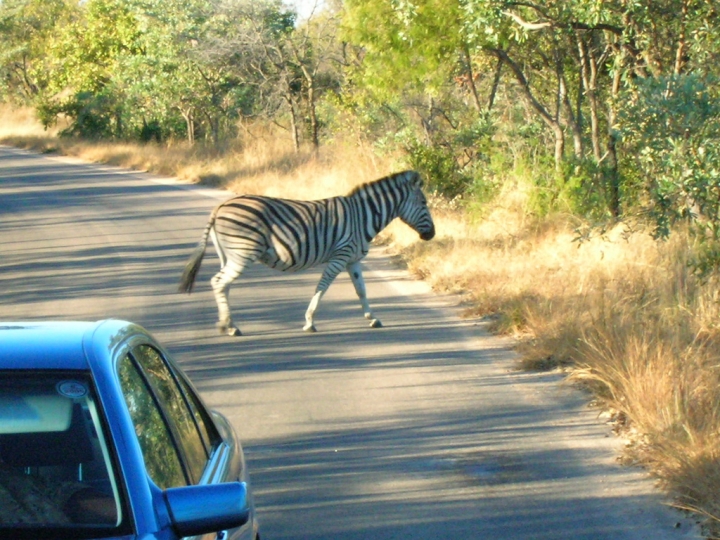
2;0;720;535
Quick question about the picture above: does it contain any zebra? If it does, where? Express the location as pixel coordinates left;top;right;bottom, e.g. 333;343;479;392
178;170;435;336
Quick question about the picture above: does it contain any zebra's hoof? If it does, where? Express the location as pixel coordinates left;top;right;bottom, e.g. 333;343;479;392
303;324;317;333
217;323;241;337
369;319;383;328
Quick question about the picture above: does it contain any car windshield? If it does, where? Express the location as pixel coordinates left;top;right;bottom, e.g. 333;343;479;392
0;372;131;539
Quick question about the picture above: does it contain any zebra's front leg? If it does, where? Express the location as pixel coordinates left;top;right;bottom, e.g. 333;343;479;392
347;261;382;328
211;268;242;336
303;290;324;333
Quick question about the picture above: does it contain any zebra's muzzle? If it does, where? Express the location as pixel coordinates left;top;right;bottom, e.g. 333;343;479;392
420;227;435;241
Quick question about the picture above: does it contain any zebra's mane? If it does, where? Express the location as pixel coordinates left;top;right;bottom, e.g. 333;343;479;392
347;170;419;197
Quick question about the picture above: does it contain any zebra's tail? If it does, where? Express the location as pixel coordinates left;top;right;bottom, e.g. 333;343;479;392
178;212;216;294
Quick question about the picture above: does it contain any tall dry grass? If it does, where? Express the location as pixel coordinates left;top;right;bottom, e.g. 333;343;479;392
3;106;720;535
401;185;720;535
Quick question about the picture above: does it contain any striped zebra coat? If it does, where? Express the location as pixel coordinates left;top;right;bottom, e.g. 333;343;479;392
178;170;435;335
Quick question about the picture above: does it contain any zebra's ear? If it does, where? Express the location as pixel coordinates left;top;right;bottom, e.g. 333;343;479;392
408;170;423;188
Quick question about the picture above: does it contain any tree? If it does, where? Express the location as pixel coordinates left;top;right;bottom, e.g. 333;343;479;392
28;0;254;143
0;0;78;103
207;0;341;151
341;0;502;196
288;7;343;149
37;0;144;137
340;0;720;219
127;0;252;144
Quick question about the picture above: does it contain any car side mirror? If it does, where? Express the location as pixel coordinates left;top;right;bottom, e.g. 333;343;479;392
164;481;250;537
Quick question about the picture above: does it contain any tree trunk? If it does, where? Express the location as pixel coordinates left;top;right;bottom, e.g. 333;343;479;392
577;34;603;162
606;51;623;218
462;46;483;114
20;54;39;98
204;112;219;146
287;95;301;152
673;0;689;76
560;69;583;158
552;46;582;159
606;126;620;218
553;123;566;168
181;108;195;145
308;83;319;150
491;48;565;170
300;67;319;150
487;55;503;112
212;118;219;146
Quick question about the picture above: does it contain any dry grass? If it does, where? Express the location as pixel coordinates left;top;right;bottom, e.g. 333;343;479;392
0;106;391;198
403;189;720;535
0;107;60;139
3;106;720;535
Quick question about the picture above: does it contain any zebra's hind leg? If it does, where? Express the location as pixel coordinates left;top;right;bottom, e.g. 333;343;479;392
210;266;243;337
304;260;347;332
347;261;382;329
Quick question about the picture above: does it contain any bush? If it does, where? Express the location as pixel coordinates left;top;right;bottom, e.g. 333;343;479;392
53;91;119;139
618;74;720;240
405;139;472;198
403;115;497;200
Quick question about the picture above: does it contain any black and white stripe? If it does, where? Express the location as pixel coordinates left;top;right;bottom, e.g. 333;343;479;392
179;170;435;335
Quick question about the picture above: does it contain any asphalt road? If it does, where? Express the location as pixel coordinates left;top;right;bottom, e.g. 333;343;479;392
0;145;701;539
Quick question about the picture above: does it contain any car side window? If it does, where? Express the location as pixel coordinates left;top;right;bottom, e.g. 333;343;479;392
117;354;186;489
175;374;222;453
129;345;209;484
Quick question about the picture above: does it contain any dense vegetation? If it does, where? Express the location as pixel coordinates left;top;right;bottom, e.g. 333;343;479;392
2;0;719;247
3;0;720;534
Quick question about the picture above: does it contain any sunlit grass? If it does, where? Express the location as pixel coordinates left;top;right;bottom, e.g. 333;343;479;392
0;106;57;138
3;106;720;535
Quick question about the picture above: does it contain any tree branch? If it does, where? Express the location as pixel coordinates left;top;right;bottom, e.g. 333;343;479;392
501;10;551;31
502;4;623;35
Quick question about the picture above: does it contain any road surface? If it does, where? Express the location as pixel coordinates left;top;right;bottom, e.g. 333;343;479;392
0;145;700;539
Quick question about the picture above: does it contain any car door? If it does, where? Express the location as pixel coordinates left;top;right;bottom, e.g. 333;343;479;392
117;343;243;539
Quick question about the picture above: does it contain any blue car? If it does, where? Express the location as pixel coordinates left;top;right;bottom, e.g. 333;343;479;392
0;320;260;540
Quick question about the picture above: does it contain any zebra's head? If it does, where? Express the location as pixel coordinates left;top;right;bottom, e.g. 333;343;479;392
398;171;435;241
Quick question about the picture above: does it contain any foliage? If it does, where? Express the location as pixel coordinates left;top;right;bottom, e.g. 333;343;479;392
618;74;720;270
0;0;339;147
0;0;79;102
402;114;496;199
560;159;623;221
2;0;720;245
